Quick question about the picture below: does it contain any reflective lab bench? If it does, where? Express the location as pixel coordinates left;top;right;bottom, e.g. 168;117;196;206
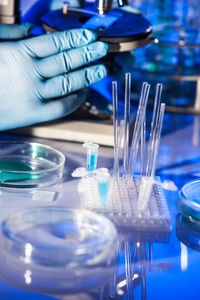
0;112;199;300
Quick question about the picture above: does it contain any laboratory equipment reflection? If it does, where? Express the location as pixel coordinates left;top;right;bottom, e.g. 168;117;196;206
0;228;171;299
107;232;171;300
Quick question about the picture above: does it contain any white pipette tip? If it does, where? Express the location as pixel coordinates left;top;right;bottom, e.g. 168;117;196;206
138;176;178;212
138;176;154;212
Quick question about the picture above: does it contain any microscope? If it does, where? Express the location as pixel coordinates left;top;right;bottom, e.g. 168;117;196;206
41;0;152;53
0;0;152;52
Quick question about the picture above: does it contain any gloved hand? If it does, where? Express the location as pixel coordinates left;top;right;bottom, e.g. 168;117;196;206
0;28;108;130
0;23;34;39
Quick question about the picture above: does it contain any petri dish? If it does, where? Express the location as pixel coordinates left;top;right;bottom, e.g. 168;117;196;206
0;141;65;188
176;213;200;252
178;179;200;224
1;207;117;268
0;207;117;294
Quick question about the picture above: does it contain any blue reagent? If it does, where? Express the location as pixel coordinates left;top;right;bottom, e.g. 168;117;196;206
83;142;99;176
96;169;110;208
87;153;98;172
98;180;109;208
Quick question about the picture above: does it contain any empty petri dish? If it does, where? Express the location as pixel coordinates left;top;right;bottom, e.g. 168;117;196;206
1;207;117;267
0;141;65;188
178;179;200;223
0;207;117;294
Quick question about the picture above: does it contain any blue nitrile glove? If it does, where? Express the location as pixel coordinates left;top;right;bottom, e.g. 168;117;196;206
0;28;108;130
0;23;34;39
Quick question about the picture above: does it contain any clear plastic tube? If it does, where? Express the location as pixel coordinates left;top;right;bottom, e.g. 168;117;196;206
82;142;99;173
145;83;162;177
123;73;131;177
150;103;166;178
128;83;150;177
112;81;118;174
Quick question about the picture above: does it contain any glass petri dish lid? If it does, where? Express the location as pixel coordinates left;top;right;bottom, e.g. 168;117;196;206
176;214;200;252
1;207;117;268
178;179;200;223
0;141;65;188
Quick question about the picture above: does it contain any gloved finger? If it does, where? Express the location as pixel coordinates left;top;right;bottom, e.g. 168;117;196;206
21;29;97;58
36;91;87;122
37;41;108;78
0;23;33;39
39;64;107;100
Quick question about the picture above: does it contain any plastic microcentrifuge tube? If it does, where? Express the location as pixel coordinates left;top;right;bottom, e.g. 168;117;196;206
96;169;110;208
82;142;99;173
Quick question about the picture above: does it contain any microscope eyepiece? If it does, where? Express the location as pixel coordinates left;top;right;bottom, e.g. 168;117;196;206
96;0;113;15
117;0;128;7
96;0;128;15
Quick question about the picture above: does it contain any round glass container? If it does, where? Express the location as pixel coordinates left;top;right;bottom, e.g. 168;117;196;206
176;214;200;252
0;141;65;188
1;207;117;267
178;179;200;223
0;207;117;294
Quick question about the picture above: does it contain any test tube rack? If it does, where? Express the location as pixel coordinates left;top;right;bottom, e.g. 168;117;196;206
78;175;171;234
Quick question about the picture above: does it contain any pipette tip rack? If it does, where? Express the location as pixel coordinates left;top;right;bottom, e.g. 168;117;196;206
78;176;171;234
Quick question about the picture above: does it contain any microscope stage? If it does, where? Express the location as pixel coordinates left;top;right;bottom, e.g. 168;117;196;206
42;7;152;52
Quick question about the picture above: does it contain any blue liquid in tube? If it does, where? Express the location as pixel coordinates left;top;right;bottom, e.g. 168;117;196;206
98;180;109;208
87;153;97;172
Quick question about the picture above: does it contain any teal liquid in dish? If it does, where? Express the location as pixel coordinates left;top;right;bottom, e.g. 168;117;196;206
0;160;41;182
